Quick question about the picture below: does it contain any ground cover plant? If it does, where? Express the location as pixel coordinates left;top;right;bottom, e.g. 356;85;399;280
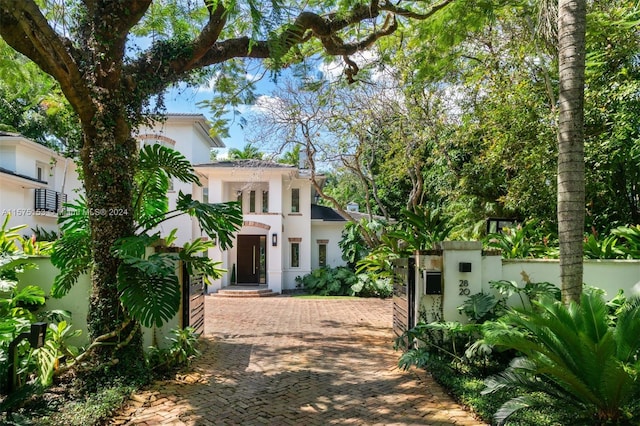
396;280;640;425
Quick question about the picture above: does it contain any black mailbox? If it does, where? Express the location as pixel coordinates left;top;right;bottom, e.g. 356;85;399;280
425;271;442;295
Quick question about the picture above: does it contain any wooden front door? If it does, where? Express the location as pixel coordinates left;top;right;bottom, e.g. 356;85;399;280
237;235;266;284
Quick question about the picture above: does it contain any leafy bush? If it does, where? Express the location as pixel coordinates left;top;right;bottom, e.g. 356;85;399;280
1;217;82;396
147;327;201;372
339;221;371;267
483;289;640;425
612;224;640;258
295;266;358;296
484;220;557;259
351;274;392;298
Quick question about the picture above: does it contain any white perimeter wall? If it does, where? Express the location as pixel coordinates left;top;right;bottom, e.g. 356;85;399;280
17;257;182;350
414;242;640;324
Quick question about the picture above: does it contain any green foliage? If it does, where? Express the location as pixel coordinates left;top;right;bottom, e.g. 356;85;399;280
458;292;502;323
484;221;557;259
27;381;138;426
175;193;243;250
612;225;640;258
51;197;91;299
583;232;625;259
338;221;370;267
389;206;454;251
483;290;640;425
147;327;201;371
51;146;242;328
135;144;200;230
113;240;181;329
0;40;81;151
350;274;392;298
295;266;358;296
227;143;264;160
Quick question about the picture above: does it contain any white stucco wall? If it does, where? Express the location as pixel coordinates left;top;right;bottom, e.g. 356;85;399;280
310;221;346;269
0;137;82;235
499;258;640;299
16;257;183;350
412;243;640;324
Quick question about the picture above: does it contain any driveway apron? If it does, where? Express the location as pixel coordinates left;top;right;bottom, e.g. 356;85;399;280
114;297;486;426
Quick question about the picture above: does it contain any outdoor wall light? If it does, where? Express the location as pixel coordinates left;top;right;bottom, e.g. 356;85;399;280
272;233;278;246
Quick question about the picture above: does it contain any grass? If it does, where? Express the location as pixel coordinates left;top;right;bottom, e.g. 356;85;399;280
423;357;574;426
291;294;361;299
0;381;138;426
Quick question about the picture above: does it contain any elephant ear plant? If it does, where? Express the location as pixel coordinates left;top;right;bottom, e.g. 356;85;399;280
51;144;242;333
483;289;640;425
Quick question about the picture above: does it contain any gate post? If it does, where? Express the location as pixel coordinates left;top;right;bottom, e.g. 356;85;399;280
440;241;483;322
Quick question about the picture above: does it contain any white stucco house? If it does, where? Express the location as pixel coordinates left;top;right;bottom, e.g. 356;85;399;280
138;114;349;294
0;131;82;235
1;114;350;294
194;160;347;294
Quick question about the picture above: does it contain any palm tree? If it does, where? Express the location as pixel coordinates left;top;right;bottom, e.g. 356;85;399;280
228;143;263;160
557;0;587;303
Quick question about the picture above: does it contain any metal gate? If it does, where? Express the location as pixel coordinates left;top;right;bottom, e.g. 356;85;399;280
182;265;205;335
392;257;415;341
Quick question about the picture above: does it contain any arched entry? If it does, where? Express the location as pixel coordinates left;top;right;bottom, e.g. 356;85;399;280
236;221;270;285
236;235;267;284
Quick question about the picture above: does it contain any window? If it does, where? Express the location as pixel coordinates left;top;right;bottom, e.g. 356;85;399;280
249;190;256;213
318;244;327;267
291;242;300;268
237;191;243;211
262;190;269;213
36;164;46;182
291;188;300;212
203;188;209;204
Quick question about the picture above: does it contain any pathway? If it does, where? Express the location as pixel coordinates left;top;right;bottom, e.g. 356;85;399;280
113;297;486;425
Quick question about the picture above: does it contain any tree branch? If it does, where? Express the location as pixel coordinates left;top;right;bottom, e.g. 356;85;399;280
0;0;93;121
139;0;454;85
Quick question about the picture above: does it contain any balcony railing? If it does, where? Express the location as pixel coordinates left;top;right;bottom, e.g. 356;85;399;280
34;189;67;213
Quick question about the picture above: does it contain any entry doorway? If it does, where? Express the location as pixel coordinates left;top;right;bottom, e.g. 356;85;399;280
236;235;267;284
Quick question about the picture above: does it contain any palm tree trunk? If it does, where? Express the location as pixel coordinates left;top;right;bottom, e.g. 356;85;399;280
557;0;587;304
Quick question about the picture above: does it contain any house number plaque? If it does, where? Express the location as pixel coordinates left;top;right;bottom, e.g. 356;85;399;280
459;280;470;296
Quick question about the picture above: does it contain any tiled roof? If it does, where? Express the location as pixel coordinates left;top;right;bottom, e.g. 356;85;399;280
194;160;296;169
311;204;346;222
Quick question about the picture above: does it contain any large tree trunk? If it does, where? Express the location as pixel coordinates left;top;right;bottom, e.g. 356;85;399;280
557;0;587;304
79;106;145;375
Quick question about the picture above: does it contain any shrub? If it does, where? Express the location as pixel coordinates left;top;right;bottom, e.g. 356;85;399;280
351;274;393;298
483;289;640;425
295;266;358;296
147;327;201;372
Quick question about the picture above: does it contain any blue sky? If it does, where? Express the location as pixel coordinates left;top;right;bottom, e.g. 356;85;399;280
163;85;250;152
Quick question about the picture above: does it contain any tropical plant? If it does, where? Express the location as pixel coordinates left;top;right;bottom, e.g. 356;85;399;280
295;266;358;296
583;232;625;259
484;221;557;259
339;221;370;268
227;143;264;160
612;225;640;258
147;326;200;372
483;289;640;425
350;274;393;298
51;144;243;329
389;206;453;251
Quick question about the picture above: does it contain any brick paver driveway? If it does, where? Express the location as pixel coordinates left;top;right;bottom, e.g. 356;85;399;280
114;296;486;426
